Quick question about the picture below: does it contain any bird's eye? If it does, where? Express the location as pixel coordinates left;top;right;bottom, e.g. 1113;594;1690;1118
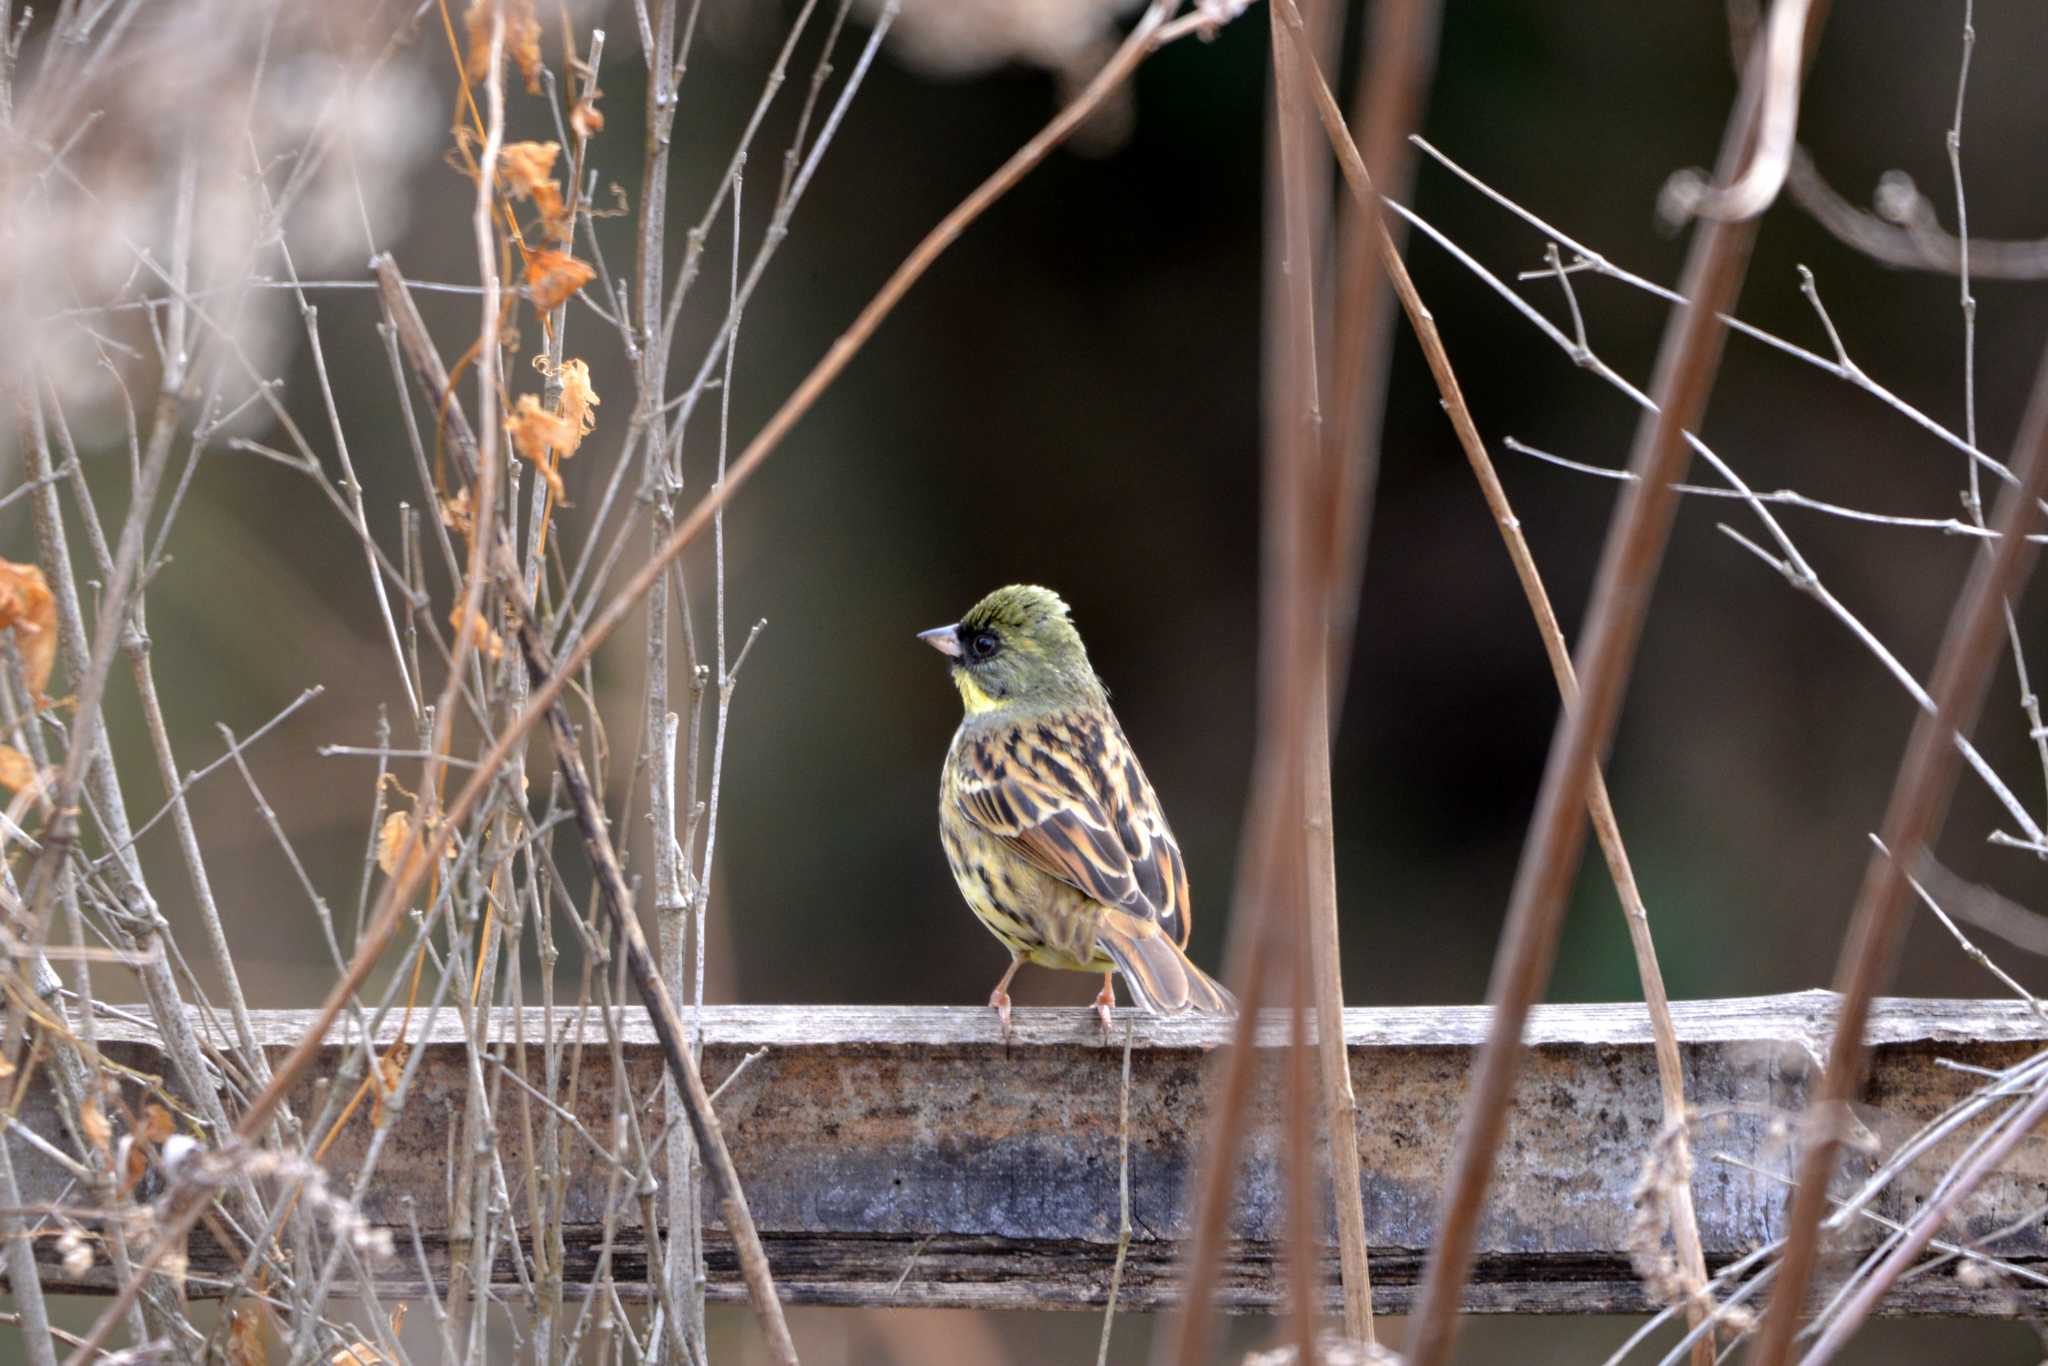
969;631;1000;661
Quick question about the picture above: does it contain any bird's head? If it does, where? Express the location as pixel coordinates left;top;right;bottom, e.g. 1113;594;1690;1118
919;584;1105;717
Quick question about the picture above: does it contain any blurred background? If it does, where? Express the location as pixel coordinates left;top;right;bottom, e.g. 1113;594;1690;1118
87;0;2048;1019
12;0;2048;1359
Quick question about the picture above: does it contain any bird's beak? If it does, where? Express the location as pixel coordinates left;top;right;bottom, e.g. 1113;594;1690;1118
918;624;961;658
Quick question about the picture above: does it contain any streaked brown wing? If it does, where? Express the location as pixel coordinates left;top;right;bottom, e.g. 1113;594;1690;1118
952;715;1192;944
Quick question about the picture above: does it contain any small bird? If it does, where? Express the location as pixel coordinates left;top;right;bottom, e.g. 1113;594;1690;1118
920;585;1235;1035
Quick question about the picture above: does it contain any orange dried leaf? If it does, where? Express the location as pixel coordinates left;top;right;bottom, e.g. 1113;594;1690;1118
439;486;474;539
506;396;574;498
525;247;593;311
570;96;604;139
369;1048;406;1129
375;811;409;878
80;1095;112;1160
0;558;57;702
377;810;452;884
463;0;538;90
497;141;572;241
141;1102;175;1144
462;0;492;83
449;601;504;664
227;1296;270;1366
555;358;600;440
331;1344;390;1366
497;140;559;197
509;10;542;93
0;744;40;795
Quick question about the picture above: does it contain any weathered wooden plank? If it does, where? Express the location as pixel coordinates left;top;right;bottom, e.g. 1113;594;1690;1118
12;992;2048;1314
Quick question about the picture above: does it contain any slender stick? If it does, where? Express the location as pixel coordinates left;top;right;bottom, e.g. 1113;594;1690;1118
1803;1014;2048;1361
1271;0;1717;1356
1744;348;2048;1365
1269;6;1326;1360
1095;1021;1135;1366
1162;9;1340;1359
1396;4;1826;1356
1305;0;1443;1347
498;551;801;1365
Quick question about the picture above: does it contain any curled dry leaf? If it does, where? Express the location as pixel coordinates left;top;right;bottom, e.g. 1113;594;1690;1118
227;1295;270;1366
570;95;604;139
141;1102;175;1144
554;357;600;437
376;808;456;885
369;1048;406;1129
464;0;542;94
506;398;576;499
506;357;601;498
79;1094;113;1161
0;743;42;795
499;140;573;243
497;139;558;196
448;600;505;664
439;486;474;540
0;558;57;702
525;246;594;310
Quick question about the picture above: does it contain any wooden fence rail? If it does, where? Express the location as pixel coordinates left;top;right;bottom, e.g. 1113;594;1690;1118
13;992;2048;1314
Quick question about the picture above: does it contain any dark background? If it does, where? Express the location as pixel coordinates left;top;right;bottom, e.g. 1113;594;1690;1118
33;0;2048;1359
134;0;2048;1013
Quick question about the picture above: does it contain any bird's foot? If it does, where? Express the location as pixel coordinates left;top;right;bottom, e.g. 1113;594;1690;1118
988;985;1014;1041
1092;979;1116;1044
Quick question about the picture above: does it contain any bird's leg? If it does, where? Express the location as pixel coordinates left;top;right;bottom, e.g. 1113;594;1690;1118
988;955;1024;1039
1093;972;1116;1043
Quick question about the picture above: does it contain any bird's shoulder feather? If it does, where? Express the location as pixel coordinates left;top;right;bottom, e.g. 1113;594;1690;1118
947;708;1191;947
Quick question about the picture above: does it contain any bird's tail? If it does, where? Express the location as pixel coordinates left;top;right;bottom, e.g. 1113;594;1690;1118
1097;908;1237;1016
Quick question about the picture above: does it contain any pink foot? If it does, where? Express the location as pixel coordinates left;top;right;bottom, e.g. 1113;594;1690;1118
1092;978;1116;1043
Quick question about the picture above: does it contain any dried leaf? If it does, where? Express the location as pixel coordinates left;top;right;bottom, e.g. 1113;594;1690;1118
331;1344;389;1366
79;1095;112;1161
497;140;559;197
448;601;504;664
227;1296;270;1366
0;558;57;702
499;141;572;241
570;96;604;139
439;486;474;539
555;358;600;440
375;811;410;879
463;0;540;92
506;396;575;498
508;6;542;94
0;744;41;795
369;1048;405;1129
377;809;454;884
506;358;602;499
380;810;456;888
524;247;593;310
462;0;491;83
